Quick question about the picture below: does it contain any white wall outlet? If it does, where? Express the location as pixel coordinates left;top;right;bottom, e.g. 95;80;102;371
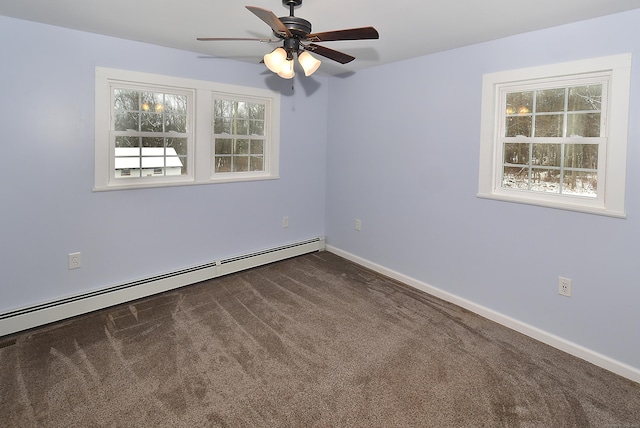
282;216;289;228
559;277;572;297
68;252;81;270
355;219;362;231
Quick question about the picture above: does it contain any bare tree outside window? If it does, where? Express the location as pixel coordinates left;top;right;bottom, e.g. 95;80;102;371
501;84;601;197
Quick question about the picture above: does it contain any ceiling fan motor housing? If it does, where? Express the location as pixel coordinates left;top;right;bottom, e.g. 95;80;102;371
278;16;312;38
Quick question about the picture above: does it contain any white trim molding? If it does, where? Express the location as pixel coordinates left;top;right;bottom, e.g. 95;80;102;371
326;245;640;384
0;238;324;337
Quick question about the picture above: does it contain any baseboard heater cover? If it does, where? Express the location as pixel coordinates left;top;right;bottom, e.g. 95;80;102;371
0;237;325;337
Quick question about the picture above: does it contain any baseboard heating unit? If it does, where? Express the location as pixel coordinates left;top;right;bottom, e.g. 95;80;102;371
0;237;325;337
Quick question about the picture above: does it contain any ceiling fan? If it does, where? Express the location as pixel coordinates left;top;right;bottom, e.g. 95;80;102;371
197;0;379;78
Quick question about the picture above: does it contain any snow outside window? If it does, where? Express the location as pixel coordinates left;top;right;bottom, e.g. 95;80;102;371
478;54;631;218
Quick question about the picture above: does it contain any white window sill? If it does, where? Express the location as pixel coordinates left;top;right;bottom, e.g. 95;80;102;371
477;192;626;219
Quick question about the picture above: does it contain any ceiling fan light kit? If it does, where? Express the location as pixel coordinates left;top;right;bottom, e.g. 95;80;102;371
277;58;296;79
264;47;287;73
298;51;322;76
197;0;379;78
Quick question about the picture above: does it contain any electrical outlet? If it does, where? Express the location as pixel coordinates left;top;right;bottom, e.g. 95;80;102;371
355;219;362;231
558;277;572;297
68;252;81;270
282;216;289;228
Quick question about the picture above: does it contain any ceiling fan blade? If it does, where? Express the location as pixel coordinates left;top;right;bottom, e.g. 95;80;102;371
246;6;292;38
306;27;379;42
304;44;355;64
197;37;277;42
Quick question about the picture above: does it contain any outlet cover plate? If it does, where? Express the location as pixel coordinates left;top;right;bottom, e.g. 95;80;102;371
559;276;572;297
68;252;81;270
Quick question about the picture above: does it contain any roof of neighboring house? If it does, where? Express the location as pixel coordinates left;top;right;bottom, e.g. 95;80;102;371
115;147;183;169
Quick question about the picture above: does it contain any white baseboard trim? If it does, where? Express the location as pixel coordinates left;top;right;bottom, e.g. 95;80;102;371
326;245;640;384
0;237;325;337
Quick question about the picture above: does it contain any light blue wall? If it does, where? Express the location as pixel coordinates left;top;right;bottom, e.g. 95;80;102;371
2;8;639;374
326;10;640;370
0;16;328;312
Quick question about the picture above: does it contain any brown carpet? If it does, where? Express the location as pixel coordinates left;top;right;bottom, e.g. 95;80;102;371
1;252;639;427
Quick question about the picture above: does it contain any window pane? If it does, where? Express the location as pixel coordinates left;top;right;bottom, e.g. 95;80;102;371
562;171;597;197
115;136;139;148
141;112;163;132
233;156;249;172
233;119;249;135
250;120;265;135
214;100;232;117
165;114;187;133
532;144;560;166
249;104;265;120
536;88;565;113
535;114;563;137
502;166;529;190
141;92;163;113
164;94;187;114
236;101;248;118
250;155;264;171
530;168;560;193
114;112;139;131
215;118;232;134
215;156;231;172
114;89;139;111
503;143;529;165
250;139;264;154
506;91;533;115
564;144;598;169
568;85;601;111
236;139;249;155
141;137;164;148
215;139;232;154
506;116;532;137
167;138;188;157
567;113;600;137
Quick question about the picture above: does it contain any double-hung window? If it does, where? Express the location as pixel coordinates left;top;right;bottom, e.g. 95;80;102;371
112;85;192;182
95;67;280;190
478;54;631;217
212;97;267;175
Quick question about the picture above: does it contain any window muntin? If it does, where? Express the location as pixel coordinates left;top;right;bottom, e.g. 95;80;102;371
478;54;631;218
95;67;280;191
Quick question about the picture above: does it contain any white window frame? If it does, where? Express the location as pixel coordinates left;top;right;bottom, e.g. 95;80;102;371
478;54;631;218
95;67;280;191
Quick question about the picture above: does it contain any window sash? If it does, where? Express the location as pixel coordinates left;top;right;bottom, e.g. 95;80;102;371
211;94;272;179
492;75;610;207
108;83;194;186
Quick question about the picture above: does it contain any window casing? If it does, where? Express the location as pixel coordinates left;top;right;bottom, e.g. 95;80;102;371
478;54;631;218
95;67;280;191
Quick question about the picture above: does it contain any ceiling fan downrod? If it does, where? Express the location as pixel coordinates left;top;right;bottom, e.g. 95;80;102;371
278;0;311;40
283;0;302;16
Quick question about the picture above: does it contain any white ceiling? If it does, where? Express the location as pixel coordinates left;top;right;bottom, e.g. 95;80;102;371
2;0;640;76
